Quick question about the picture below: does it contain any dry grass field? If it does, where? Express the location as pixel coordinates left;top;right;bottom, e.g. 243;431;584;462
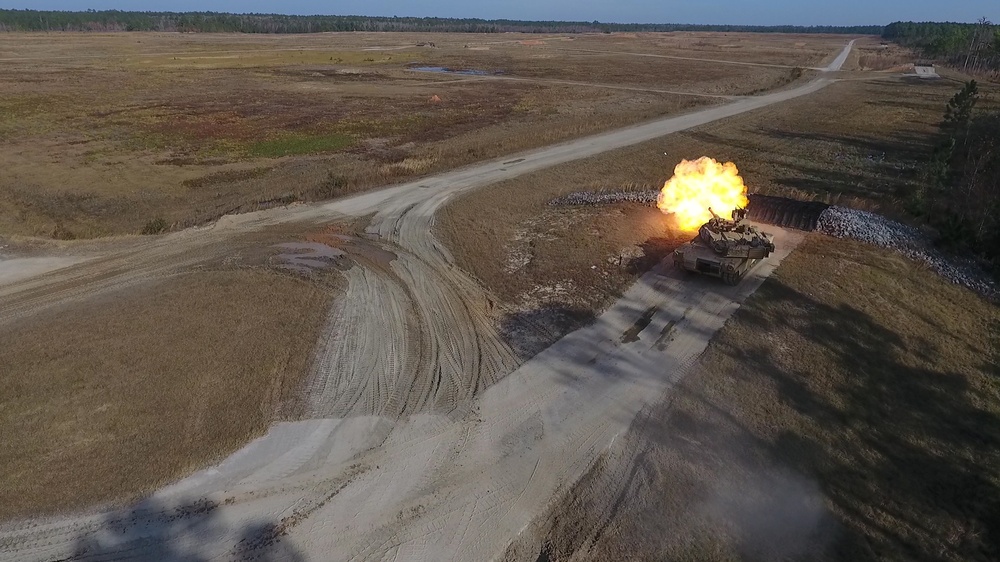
545;31;850;67
0;31;842;239
0;258;336;519
0;31;857;523
534;235;1000;562
437;74;1000;355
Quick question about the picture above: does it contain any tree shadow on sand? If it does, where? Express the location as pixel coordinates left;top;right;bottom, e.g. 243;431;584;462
69;497;305;561
664;280;998;560
500;304;597;361
541;276;1000;561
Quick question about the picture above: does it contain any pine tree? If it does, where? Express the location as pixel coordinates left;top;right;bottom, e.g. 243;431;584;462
942;80;979;132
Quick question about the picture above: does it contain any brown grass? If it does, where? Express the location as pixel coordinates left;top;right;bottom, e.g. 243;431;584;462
0;31;851;239
854;42;917;71
437;75;1000;343
441;74;1000;558
534;235;1000;561
414;49;803;93
549;31;854;68
0;268;334;520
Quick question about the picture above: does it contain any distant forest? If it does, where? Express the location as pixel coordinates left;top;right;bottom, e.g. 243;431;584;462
0;9;882;34
884;20;999;76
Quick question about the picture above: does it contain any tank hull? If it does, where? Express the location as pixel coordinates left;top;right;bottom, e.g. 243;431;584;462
672;236;767;285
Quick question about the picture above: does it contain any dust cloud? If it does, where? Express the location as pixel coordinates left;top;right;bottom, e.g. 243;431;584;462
697;468;832;560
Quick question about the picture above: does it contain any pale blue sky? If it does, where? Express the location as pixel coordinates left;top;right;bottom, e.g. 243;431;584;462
3;1;997;26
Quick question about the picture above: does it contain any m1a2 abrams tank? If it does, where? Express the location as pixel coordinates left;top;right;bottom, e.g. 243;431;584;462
672;207;775;285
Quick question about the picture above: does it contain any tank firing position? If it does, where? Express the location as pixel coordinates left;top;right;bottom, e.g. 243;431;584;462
672;207;775;285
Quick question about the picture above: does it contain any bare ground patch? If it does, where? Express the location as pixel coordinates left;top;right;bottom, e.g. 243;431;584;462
438;193;687;358
0;267;335;520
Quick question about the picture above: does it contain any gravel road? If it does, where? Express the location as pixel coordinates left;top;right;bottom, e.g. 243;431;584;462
0;41;853;562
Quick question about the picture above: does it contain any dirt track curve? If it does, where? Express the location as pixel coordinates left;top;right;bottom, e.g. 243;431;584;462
0;40;852;561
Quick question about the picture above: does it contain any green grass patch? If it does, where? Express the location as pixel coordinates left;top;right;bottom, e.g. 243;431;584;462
243;133;354;158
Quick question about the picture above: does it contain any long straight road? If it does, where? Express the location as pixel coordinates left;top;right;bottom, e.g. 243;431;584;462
0;40;853;562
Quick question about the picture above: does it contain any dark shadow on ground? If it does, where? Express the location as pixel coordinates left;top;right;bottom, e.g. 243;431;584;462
698;279;1000;561
500;303;598;361
539;275;1000;561
625;236;677;275
759;129;930;202
69;497;305;561
498;235;676;361
681;121;934;208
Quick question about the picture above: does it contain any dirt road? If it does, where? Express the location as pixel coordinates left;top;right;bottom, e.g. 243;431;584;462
0;41;852;561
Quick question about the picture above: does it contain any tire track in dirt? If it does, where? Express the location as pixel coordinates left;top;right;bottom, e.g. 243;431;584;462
282;226;803;560
0;41;851;561
0;232;228;328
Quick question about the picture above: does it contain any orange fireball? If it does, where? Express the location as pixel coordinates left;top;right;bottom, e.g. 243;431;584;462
656;157;749;231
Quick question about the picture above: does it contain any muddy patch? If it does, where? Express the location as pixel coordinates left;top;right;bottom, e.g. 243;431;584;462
305;224;399;273
273;242;348;274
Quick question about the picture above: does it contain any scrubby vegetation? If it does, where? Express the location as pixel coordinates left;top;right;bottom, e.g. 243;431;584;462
141;217;168;235
538;235;1000;562
884;20;1000;78
910;80;1000;274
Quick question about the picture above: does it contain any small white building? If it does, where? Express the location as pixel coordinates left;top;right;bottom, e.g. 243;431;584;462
913;63;939;79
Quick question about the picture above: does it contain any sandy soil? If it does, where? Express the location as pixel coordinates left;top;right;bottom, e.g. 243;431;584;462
0;257;87;286
0;41;853;561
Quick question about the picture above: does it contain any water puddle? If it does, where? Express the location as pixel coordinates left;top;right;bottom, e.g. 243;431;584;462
273;242;347;274
279;231;400;275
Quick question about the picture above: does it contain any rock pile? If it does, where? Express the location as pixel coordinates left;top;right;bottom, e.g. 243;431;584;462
549;190;657;206
817;206;998;300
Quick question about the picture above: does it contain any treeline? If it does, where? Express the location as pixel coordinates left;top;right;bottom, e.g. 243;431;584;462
913;81;1000;273
884;19;999;77
0;9;883;35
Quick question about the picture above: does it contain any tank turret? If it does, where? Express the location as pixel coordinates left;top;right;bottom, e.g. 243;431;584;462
672;206;776;285
698;207;775;259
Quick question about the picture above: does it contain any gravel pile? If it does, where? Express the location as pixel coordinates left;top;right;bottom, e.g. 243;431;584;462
817;206;998;300
549;190;657;206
